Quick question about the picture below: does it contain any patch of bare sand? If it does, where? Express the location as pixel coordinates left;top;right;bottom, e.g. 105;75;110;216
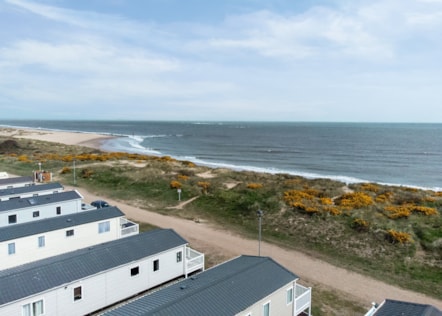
224;181;241;189
166;196;199;210
66;185;442;310
196;171;215;178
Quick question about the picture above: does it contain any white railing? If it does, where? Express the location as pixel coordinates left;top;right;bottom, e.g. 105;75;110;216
364;303;378;316
295;284;311;315
120;218;139;237
185;247;205;276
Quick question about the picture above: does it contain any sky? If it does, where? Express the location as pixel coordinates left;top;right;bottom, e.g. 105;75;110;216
0;0;441;122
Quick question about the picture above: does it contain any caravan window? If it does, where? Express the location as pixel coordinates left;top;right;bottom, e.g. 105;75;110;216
8;214;17;224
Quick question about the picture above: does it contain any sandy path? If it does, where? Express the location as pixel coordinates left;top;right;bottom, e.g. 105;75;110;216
70;186;442;310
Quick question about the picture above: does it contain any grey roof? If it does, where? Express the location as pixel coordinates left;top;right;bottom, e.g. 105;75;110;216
373;299;442;316
0;206;125;242
0;229;187;306
0;182;64;197
102;255;299;316
0;190;82;213
0;176;33;186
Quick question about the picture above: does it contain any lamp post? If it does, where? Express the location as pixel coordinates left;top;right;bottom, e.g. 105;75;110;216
38;162;42;172
73;159;76;186
256;209;263;256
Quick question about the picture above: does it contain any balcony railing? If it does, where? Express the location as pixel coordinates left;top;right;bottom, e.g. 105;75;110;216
119;218;139;237
295;284;312;316
185;246;205;276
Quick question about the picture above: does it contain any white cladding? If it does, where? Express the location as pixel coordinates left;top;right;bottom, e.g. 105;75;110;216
0;191;83;227
0;216;123;270
0;184;64;201
0;245;187;316
0;176;34;189
237;281;297;316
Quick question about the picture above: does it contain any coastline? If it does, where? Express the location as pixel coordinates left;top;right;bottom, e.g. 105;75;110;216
1;123;441;191
0;127;113;150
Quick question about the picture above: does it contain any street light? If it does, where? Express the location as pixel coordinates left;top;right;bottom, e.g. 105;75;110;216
73;159;76;186
257;209;263;256
38;162;42;172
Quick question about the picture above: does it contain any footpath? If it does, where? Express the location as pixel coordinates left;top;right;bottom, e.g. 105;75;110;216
69;185;442;310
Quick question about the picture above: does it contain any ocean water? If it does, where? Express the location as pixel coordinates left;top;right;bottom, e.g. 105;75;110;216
1;120;441;191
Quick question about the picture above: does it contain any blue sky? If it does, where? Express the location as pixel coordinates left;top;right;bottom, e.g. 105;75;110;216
1;0;441;122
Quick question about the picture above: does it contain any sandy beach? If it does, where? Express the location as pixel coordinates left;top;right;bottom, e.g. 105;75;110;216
0;127;114;148
1;126;441;311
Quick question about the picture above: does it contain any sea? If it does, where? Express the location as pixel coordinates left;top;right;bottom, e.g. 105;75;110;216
0;120;441;191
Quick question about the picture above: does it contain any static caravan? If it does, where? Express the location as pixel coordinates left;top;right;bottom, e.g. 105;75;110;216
365;299;442;316
101;255;312;316
0;206;139;270
0;176;34;190
0;229;204;316
0;182;64;201
0;190;83;228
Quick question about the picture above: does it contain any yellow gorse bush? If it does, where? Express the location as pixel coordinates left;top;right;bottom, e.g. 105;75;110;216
18;155;30;162
197;181;210;194
323;207;341;216
336;192;373;209
247;183;263;189
352;218;370;231
409;205;438;216
320;197;333;205
361;183;379;192
384;206;411;219
375;192;393;203
291;202;319;214
177;175;189;181
182;161;196;167
60;167;71;174
384;204;438;219
283;190;339;215
283;190;316;203
170;180;182;189
387;229;413;244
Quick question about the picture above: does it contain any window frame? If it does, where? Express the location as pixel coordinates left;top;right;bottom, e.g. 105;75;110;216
38;236;45;248
286;287;293;305
22;298;44;316
73;286;82;301
8;242;16;255
153;259;159;271
98;221;111;234
8;214;17;224
263;301;271;316
130;266;140;277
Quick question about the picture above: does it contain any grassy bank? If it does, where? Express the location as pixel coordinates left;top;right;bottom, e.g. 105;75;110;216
1;137;441;313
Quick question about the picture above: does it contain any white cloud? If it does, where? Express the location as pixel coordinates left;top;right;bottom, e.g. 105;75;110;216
202;6;395;61
1;39;180;74
5;0;154;38
1;0;442;121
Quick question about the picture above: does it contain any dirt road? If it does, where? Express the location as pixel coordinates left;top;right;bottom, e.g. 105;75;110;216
70;186;442;310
